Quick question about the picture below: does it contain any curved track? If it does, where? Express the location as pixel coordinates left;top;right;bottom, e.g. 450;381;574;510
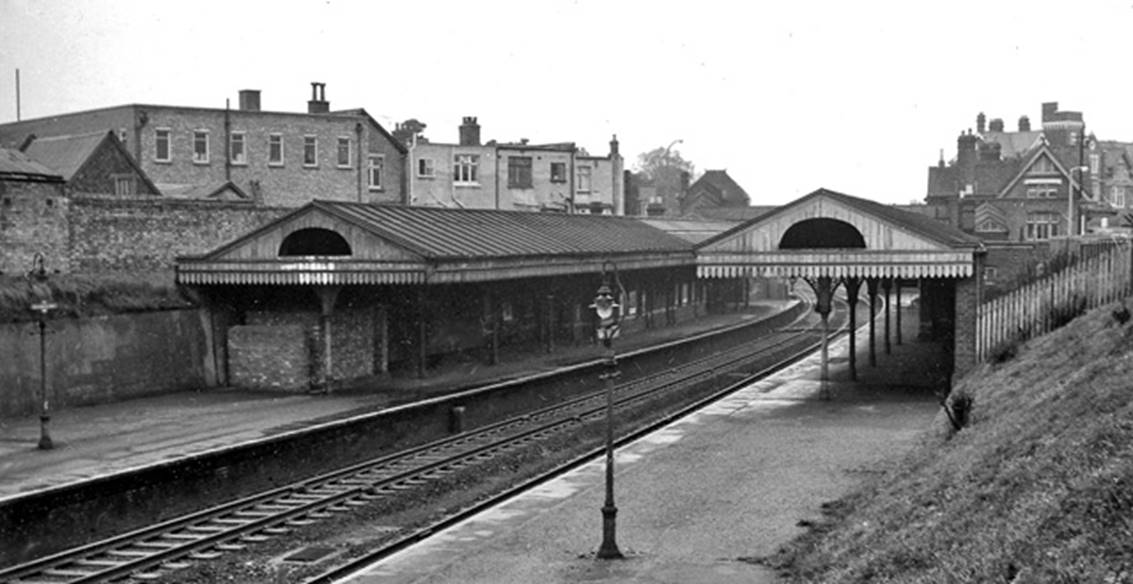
0;297;852;584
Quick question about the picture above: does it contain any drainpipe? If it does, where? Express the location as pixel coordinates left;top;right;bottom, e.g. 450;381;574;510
224;99;231;182
494;145;501;210
569;146;576;213
356;122;364;202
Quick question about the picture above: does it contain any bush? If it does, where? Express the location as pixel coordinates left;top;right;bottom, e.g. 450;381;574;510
0;271;195;323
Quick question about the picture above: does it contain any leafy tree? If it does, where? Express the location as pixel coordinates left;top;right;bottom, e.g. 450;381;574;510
392;118;428;146
634;145;695;181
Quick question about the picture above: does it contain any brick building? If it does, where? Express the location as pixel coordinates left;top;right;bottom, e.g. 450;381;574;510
22;131;159;198
681;169;751;215
925;101;1129;293
0;83;407;208
405;117;625;214
926;101;1121;241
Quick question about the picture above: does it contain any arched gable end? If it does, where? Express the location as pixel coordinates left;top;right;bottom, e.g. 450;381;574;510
779;218;866;249
700;195;946;254
279;228;352;257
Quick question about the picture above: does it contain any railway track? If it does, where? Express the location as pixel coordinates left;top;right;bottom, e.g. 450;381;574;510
0;298;851;584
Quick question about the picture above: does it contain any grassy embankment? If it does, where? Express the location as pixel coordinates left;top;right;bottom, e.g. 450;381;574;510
766;300;1133;583
0;271;193;324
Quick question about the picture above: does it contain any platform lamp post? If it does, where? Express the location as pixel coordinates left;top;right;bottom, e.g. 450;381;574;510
591;260;624;560
27;253;57;450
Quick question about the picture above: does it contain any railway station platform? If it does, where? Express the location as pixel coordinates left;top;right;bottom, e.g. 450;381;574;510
338;301;948;584
0;299;799;502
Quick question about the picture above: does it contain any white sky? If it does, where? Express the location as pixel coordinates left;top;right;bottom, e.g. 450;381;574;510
2;0;1132;206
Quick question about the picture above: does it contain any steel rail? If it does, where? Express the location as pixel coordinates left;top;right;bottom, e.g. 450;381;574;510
1;299;851;584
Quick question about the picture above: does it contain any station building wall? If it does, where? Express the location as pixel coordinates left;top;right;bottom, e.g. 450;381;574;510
0;308;217;417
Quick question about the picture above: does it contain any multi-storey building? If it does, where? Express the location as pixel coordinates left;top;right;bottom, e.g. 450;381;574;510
925;101;1120;241
406;117;624;214
0;83;407;208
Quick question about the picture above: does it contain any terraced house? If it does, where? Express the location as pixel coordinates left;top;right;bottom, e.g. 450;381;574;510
405;117;625;214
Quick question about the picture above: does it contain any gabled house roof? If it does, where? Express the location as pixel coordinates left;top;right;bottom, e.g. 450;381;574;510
686;170;751;207
22;130;161;194
0;147;63;181
982;130;1043;158
996;142;1084;199
22;131;106;180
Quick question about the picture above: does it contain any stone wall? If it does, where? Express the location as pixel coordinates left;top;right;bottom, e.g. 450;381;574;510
0;179;70;275
0;308;217;417
238;307;376;390
68;197;287;271
228;324;309;390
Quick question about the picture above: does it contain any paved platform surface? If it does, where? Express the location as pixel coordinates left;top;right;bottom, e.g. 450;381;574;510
340;303;945;584
0;300;797;503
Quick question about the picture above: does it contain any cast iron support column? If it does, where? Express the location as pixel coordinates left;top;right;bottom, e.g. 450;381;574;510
867;278;879;367
895;279;903;345
376;304;389;376
416;287;428;379
882;278;892;355
806;276;835;400
316;286;342;393
545;293;555;354
844;277;862;381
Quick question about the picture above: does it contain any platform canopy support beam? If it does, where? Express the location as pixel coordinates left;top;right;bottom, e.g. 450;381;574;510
315;285;342;393
866;278;879;367
843;277;862;382
804;276;836;400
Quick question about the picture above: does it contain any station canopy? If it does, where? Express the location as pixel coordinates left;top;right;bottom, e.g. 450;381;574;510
175;201;696;286
695;188;984;279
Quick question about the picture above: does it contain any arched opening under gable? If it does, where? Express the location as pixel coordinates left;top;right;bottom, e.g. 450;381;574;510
778;218;866;249
278;228;352;256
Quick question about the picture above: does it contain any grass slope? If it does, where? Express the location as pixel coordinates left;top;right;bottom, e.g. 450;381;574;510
767;301;1133;583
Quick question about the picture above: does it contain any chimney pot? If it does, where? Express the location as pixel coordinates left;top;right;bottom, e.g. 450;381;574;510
238;89;261;112
307;82;329;114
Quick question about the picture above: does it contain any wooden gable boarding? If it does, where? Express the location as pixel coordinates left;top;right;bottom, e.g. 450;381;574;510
697;189;981;279
177;206;428;286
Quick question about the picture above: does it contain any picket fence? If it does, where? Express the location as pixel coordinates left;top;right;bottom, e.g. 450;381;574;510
976;241;1133;362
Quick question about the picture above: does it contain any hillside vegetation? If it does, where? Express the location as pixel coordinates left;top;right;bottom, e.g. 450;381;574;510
0;271;194;323
767;300;1133;583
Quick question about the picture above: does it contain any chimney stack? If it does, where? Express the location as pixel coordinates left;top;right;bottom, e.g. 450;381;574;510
459;116;480;146
609;134;620;156
308;82;329;114
976;112;986;134
957;129;978;171
238;89;261;112
1019;116;1031;132
1041;102;1058;123
989;118;1004;133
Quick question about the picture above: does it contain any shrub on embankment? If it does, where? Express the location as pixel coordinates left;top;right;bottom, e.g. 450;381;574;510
765;300;1133;583
0;271;193;324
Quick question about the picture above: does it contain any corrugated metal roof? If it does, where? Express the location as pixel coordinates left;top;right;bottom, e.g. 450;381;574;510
22;132;107;180
314;201;694;260
0;147;61;179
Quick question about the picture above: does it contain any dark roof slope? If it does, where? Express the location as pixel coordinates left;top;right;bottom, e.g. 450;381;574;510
22;132;106;180
688;170;751;206
698;188;982;250
312;201;694;260
0;147;62;180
